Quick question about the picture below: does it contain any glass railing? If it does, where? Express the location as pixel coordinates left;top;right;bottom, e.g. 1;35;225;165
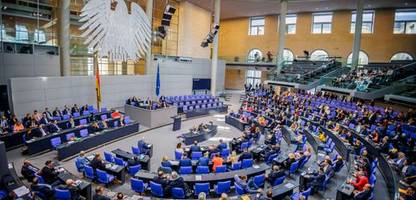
219;56;279;64
1;27;58;46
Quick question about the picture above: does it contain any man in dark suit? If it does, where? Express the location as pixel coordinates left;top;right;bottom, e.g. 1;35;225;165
166;172;189;197
266;165;285;185
49;120;61;133
152;170;169;190
62;105;70;116
217;139;227;151
190;141;201;153
353;184;372;200
40;160;60;186
30;177;54;198
39;114;49;125
239;148;253;161
56;179;81;200
21;160;36;182
53;107;62;117
44;108;53;120
90;154;106;171
32;124;47;137
71;104;80;115
179;153;192;166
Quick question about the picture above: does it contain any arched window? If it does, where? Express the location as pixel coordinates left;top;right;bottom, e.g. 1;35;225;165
247;49;263;62
283;49;294;64
310;49;329;61
347;51;369;67
391;52;414;61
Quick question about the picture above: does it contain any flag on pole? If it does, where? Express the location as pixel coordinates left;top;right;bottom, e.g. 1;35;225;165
94;53;102;109
156;63;160;97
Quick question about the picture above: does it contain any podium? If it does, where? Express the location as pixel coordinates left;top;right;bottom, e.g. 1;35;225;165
172;116;182;131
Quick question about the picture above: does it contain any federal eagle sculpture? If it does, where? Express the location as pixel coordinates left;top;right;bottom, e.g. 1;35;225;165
79;0;151;62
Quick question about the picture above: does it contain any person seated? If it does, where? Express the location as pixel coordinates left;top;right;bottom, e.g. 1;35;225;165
263;144;280;161
403;160;416;185
282;153;297;170
152;170;169;190
75;151;88;172
179;154;192;166
391;152;407;171
166;172;189;197
32;124;47;138
239;148;253;162
39;113;50;125
49;120;61;133
40;160;60;186
266;165;285;185
353;184;372;200
161;156;172;168
53;107;62;117
217;139;227;151
90;122;104;133
227;151;238;164
128;156;141;167
13;121;24;133
93;186;110;200
190;141;201;153
30;177;54;199
306;168;326;193
67;117;76;129
21;160;36;182
211;154;224;172
90;154;106;171
234;175;259;193
321;160;334;177
190;126;198;134
56;179;80;200
44;107;53;120
198;152;210;166
111;110;122;119
318;131;327;142
347;171;369;191
175;143;184;155
98;120;108;129
334;155;345;172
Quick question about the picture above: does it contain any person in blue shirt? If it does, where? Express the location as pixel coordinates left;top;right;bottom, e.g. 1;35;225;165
190;141;201;153
198;152;210;166
75;151;88;173
161;156;172;168
179;153;192;166
217;139;227;151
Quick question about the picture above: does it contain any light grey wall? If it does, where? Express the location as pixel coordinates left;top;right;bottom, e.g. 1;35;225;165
149;57;225;94
9;75;193;118
0;53;60;85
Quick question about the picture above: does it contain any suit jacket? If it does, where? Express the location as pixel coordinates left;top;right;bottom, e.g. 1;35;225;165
167;177;188;191
21;165;36;182
40;167;58;184
190;145;201;153
31;183;54;198
152;176;169;188
198;157;209;166
90;158;106;171
268;170;285;183
49;124;60;133
39;117;49;125
239;152;253;161
179;158;192;166
53;110;62;117
57;184;80;200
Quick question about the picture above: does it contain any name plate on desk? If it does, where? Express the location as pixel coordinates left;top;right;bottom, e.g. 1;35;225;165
284;183;295;188
195;175;202;181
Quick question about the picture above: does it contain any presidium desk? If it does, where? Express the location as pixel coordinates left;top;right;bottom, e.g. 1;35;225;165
124;104;178;128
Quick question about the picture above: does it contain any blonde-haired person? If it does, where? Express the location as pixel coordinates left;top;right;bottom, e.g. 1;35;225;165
198;192;206;200
219;193;228;200
227;151;238;164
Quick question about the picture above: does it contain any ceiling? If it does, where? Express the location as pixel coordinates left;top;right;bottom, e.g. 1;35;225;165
185;0;416;19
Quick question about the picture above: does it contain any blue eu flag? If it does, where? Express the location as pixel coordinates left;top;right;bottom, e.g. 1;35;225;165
156;63;160;96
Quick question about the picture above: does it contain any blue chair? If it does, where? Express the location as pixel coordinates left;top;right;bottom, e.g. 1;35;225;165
273;175;286;186
194;183;210;197
196;166;209;174
192;152;203;160
36;174;45;184
179;166;193;174
175;150;182;160
96;169;115;186
88;105;94;111
215;181;231;195
319;175;330;191
75;159;84;173
215;165;227;173
128;165;141;176
80;129;88;138
289;161;300;175
54;188;71;200
131;146;140;155
79;118;87;125
50;137;62;149
230;162;241;170
104;152;114;163
171;187;185;199
124;116;130;124
63;115;70;120
82;111;90;116
241;159;253;169
114;157;127;167
253;174;265;188
131;178;145;193
235;183;246;195
73;112;80;117
101;115;108;120
150;181;164;197
240;142;249;152
84;165;95;180
369;174;376;186
65;133;75;141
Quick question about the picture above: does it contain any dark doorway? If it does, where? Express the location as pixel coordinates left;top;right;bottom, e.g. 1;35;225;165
0;85;10;112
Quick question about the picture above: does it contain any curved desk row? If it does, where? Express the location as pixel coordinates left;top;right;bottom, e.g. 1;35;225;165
26;117;118;155
225;115;248;131
182;125;218;145
135;163;269;185
57;122;140;160
301;117;399;200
